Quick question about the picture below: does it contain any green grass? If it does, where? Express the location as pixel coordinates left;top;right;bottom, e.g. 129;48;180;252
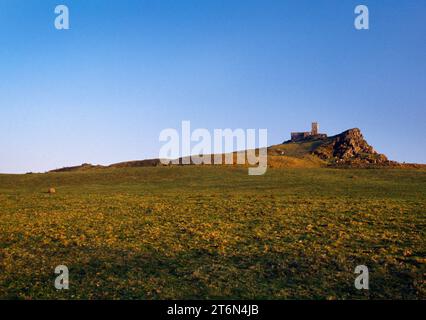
270;140;325;158
0;166;425;299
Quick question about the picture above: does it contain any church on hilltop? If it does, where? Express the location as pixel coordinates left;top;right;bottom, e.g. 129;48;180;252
291;122;327;142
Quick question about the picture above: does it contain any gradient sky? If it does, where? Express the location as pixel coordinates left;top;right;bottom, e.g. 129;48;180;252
0;0;425;173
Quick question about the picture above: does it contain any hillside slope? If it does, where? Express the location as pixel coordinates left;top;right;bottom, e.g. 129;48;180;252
49;128;406;172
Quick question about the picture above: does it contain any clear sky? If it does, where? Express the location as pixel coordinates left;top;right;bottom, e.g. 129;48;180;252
0;0;425;173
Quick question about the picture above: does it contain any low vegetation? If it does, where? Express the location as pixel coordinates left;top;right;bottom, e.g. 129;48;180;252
0;166;425;299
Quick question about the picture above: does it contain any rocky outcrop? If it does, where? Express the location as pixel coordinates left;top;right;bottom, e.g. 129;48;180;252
313;128;392;165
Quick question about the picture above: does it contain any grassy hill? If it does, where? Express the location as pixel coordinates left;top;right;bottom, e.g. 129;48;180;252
267;140;327;168
1;166;425;299
50;128;421;173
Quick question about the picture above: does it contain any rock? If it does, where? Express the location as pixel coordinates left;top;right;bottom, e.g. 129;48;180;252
313;128;389;166
48;188;56;194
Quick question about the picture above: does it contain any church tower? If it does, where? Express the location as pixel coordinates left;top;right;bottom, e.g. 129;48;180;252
311;122;318;135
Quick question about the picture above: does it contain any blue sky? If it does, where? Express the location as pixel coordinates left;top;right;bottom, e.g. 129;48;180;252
0;0;425;173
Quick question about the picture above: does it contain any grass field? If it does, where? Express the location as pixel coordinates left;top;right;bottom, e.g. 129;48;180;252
0;166;425;299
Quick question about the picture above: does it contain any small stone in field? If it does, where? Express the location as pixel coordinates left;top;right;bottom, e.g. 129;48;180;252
48;188;56;194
